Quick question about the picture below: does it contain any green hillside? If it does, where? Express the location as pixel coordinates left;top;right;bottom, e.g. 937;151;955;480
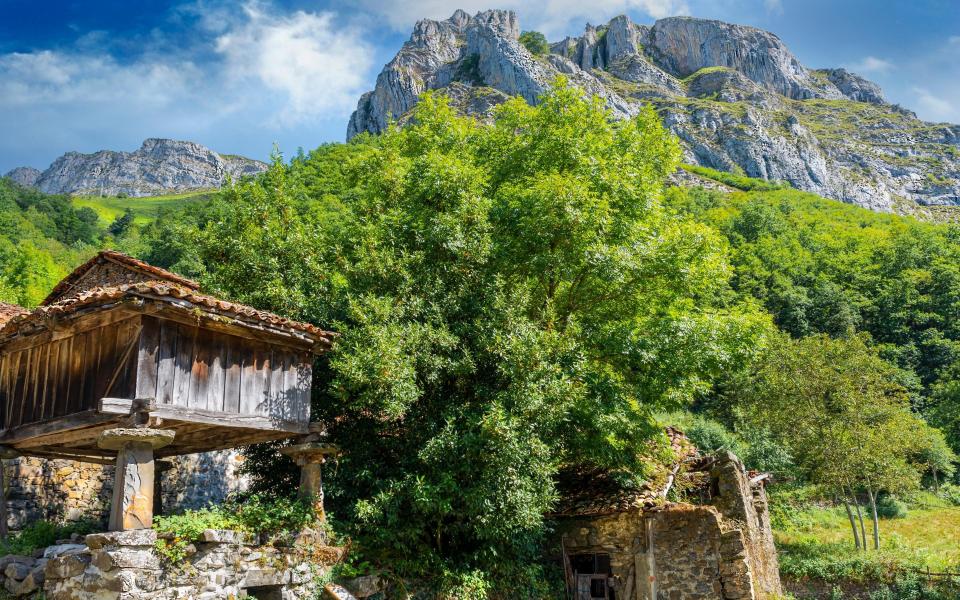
71;190;214;225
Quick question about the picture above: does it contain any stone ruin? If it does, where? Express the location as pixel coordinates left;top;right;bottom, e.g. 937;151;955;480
553;436;782;600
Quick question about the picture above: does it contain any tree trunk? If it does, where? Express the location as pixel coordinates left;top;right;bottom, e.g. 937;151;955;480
850;487;868;551
866;486;880;550
842;497;861;550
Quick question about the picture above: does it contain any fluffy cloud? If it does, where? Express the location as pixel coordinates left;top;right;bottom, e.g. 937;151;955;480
356;0;689;37
845;56;894;74
0;1;377;171
215;3;374;123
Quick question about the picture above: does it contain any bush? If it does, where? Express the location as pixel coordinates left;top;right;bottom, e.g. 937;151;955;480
152;494;320;563
876;494;908;519
681;163;789;192
0;519;100;556
938;483;960;506
519;31;549;56
777;536;925;583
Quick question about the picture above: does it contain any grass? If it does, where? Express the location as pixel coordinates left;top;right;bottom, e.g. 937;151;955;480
774;491;960;580
72;190;214;225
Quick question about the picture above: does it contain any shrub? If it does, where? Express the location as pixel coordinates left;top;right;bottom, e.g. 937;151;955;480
681;163;789;192
152;494;320;563
519;31;549;56
0;519;100;556
876;494;908;519
938;483;960;506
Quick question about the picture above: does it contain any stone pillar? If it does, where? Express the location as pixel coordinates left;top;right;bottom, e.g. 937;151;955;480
280;443;338;519
0;446;19;541
97;428;175;531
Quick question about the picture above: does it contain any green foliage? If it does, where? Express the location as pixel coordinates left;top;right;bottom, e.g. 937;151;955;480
519;31;549;56
175;79;767;592
681;163;789;191
671;185;960;465
0;519;99;556
936;483;960;505
108;208;135;237
152;494;318;563
777;536;924;583
875;494;908;519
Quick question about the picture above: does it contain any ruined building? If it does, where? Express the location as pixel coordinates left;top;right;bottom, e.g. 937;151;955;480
552;431;782;600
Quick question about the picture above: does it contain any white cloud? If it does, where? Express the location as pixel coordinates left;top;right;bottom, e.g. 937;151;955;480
949;35;960;45
912;87;956;122
215;3;375;124
357;0;689;37
0;1;379;172
844;56;894;75
763;0;784;15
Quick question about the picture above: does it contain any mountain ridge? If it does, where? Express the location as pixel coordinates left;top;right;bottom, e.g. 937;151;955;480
4;139;268;198
348;10;960;212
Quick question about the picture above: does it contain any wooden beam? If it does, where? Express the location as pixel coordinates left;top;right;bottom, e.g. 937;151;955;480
0;410;116;445
98;398;308;433
21;449;115;465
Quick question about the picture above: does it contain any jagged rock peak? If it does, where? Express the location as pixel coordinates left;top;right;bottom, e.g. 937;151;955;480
347;10;959;211
12;139;267;198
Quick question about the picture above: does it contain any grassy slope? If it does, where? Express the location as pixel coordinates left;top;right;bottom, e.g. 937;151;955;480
775;493;960;579
72;190;214;225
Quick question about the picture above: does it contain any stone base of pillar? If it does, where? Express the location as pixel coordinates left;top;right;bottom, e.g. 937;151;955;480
97;428;175;531
280;442;338;520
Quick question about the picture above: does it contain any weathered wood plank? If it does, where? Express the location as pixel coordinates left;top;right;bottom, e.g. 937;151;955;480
55;337;71;418
0;410;115;444
240;342;264;416
189;332;212;409
136;316;160;400
98;398;307;433
0;310;144;355
172;324;197;407
92;322;118;402
157;320;177;404
222;341;241;414
13;350;28;428
296;355;312;424
36;342;60;421
205;333;227;412
269;348;285;418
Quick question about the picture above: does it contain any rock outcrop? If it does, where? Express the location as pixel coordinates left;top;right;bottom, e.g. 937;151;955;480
6;139;267;198
348;10;960;212
3;167;41;188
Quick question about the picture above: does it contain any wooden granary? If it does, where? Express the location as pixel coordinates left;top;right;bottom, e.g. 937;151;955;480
0;251;336;531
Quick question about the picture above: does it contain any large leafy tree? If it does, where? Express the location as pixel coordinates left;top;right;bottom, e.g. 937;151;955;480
740;333;951;550
191;81;768;585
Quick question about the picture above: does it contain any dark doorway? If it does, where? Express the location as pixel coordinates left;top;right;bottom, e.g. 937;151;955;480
569;553;615;600
243;585;283;600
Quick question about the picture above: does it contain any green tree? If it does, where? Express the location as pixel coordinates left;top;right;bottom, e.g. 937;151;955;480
108;208;135;237
741;333;940;550
195;80;768;589
519;30;549;56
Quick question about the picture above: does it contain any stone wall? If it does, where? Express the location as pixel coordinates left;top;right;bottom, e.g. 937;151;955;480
555;451;783;600
5;450;249;529
709;451;782;598
43;529;331;600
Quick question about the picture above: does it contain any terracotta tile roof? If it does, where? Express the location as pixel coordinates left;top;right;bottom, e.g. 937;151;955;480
0;302;28;327
3;280;333;350
549;427;698;518
41;250;200;306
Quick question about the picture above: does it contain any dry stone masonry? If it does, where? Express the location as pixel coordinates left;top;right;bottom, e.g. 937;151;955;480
556;451;782;600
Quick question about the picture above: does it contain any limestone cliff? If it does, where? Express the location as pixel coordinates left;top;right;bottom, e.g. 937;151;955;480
5;139;267;197
348;11;960;212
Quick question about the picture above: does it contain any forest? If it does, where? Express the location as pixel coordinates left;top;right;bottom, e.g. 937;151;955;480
2;83;958;598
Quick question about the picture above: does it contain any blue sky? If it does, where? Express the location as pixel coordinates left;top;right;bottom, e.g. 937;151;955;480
1;0;958;173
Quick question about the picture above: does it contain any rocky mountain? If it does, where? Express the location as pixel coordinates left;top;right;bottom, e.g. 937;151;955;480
348;10;960;211
4;139;267;197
